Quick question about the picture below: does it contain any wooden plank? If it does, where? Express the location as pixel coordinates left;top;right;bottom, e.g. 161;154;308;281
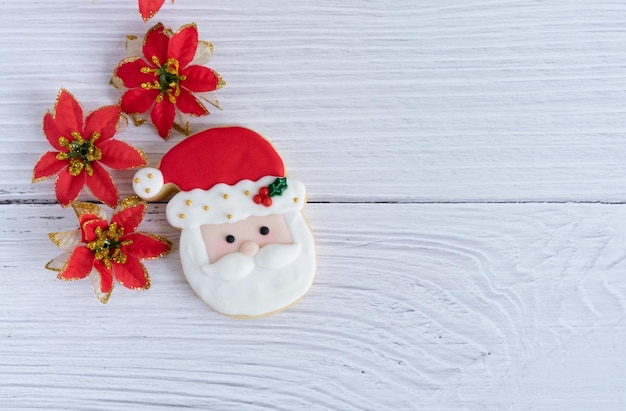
1;202;625;408
2;1;626;202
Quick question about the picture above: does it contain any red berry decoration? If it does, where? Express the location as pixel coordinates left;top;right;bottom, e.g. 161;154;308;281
252;178;288;208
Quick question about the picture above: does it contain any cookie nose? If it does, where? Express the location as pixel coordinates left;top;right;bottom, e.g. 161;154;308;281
240;240;260;257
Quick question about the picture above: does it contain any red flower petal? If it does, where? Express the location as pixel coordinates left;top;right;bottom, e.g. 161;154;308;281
55;168;86;207
176;88;208;116
58;246;94;280
150;96;176;139
181;66;220;92
43;113;64;150
113;255;150;290
79;214;102;234
115;57;156;88
99;140;147;170
138;0;165;22
143;22;169;66
84;105;121;143
81;218;109;243
78;211;105;228
120;88;160;115
168;23;198;69
123;232;172;259
54;89;83;137
33;152;65;182
86;162;118;208
112;201;146;234
94;259;114;294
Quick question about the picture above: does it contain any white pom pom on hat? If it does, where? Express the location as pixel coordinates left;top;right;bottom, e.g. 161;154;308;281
133;167;164;200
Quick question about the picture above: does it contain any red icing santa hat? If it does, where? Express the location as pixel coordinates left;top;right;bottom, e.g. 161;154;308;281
133;127;306;229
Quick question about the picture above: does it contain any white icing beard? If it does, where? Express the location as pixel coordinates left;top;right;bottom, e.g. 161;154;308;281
179;211;316;317
201;243;302;281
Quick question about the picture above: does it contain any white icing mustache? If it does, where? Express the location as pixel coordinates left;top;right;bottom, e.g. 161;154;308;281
201;243;302;281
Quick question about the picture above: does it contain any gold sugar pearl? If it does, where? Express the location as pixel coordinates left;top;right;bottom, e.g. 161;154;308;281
244;190;250;196
293;197;299;202
185;199;192;206
223;194;229;199
145;188;151;193
227;214;233;219
147;173;153;178
179;213;185;219
203;205;210;211
134;178;140;183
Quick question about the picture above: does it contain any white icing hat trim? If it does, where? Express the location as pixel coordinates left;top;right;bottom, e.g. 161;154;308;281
166;176;306;229
133;167;164;201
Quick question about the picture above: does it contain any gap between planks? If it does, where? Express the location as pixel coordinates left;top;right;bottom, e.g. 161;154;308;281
3;200;626;205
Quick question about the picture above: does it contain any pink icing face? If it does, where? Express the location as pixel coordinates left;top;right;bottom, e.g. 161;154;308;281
200;214;294;263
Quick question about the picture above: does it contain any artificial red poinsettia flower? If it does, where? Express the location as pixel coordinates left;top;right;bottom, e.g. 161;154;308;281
46;197;173;303
138;0;174;22
112;22;225;139
33;89;148;207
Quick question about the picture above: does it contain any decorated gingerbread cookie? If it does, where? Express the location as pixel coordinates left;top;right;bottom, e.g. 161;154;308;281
132;126;316;317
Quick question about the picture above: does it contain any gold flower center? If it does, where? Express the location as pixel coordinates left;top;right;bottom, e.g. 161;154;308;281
86;222;133;269
56;131;102;177
140;56;187;104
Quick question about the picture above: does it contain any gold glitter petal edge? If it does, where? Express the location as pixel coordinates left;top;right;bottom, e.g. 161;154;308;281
89;105;123;135
53;88;84;127
150;116;172;140
91;268;113;304
101;173;120;209
72;201;106;221
118;195;144;210
214;70;226;89
45;260;62;272
134;231;174;259
48;229;81;249
53;173;79;208
125;34;139;54
142;22;166;48
172;121;190;135
32;151;60;183
96;287;112;304
128;145;149;169
118;114;129;134
116;261;151;291
196;92;221;110
55;258;80;282
110;76;125;91
199;40;213;55
45;251;71;272
131;113;147;127
179;97;209;119
174;22;198;36
191;41;214;66
113;56;144;77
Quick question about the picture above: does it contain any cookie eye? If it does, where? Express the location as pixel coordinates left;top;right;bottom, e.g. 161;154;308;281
259;226;270;235
225;235;235;243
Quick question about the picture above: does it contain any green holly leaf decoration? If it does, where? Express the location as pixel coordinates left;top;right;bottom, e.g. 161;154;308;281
268;177;288;197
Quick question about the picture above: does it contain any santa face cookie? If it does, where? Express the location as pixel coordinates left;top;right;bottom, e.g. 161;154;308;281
132;127;316;317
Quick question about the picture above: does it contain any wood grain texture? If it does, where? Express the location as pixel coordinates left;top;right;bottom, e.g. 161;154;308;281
2;203;626;409
2;0;626;409
1;0;626;202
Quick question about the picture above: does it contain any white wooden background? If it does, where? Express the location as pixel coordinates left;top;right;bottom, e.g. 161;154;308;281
1;0;626;409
